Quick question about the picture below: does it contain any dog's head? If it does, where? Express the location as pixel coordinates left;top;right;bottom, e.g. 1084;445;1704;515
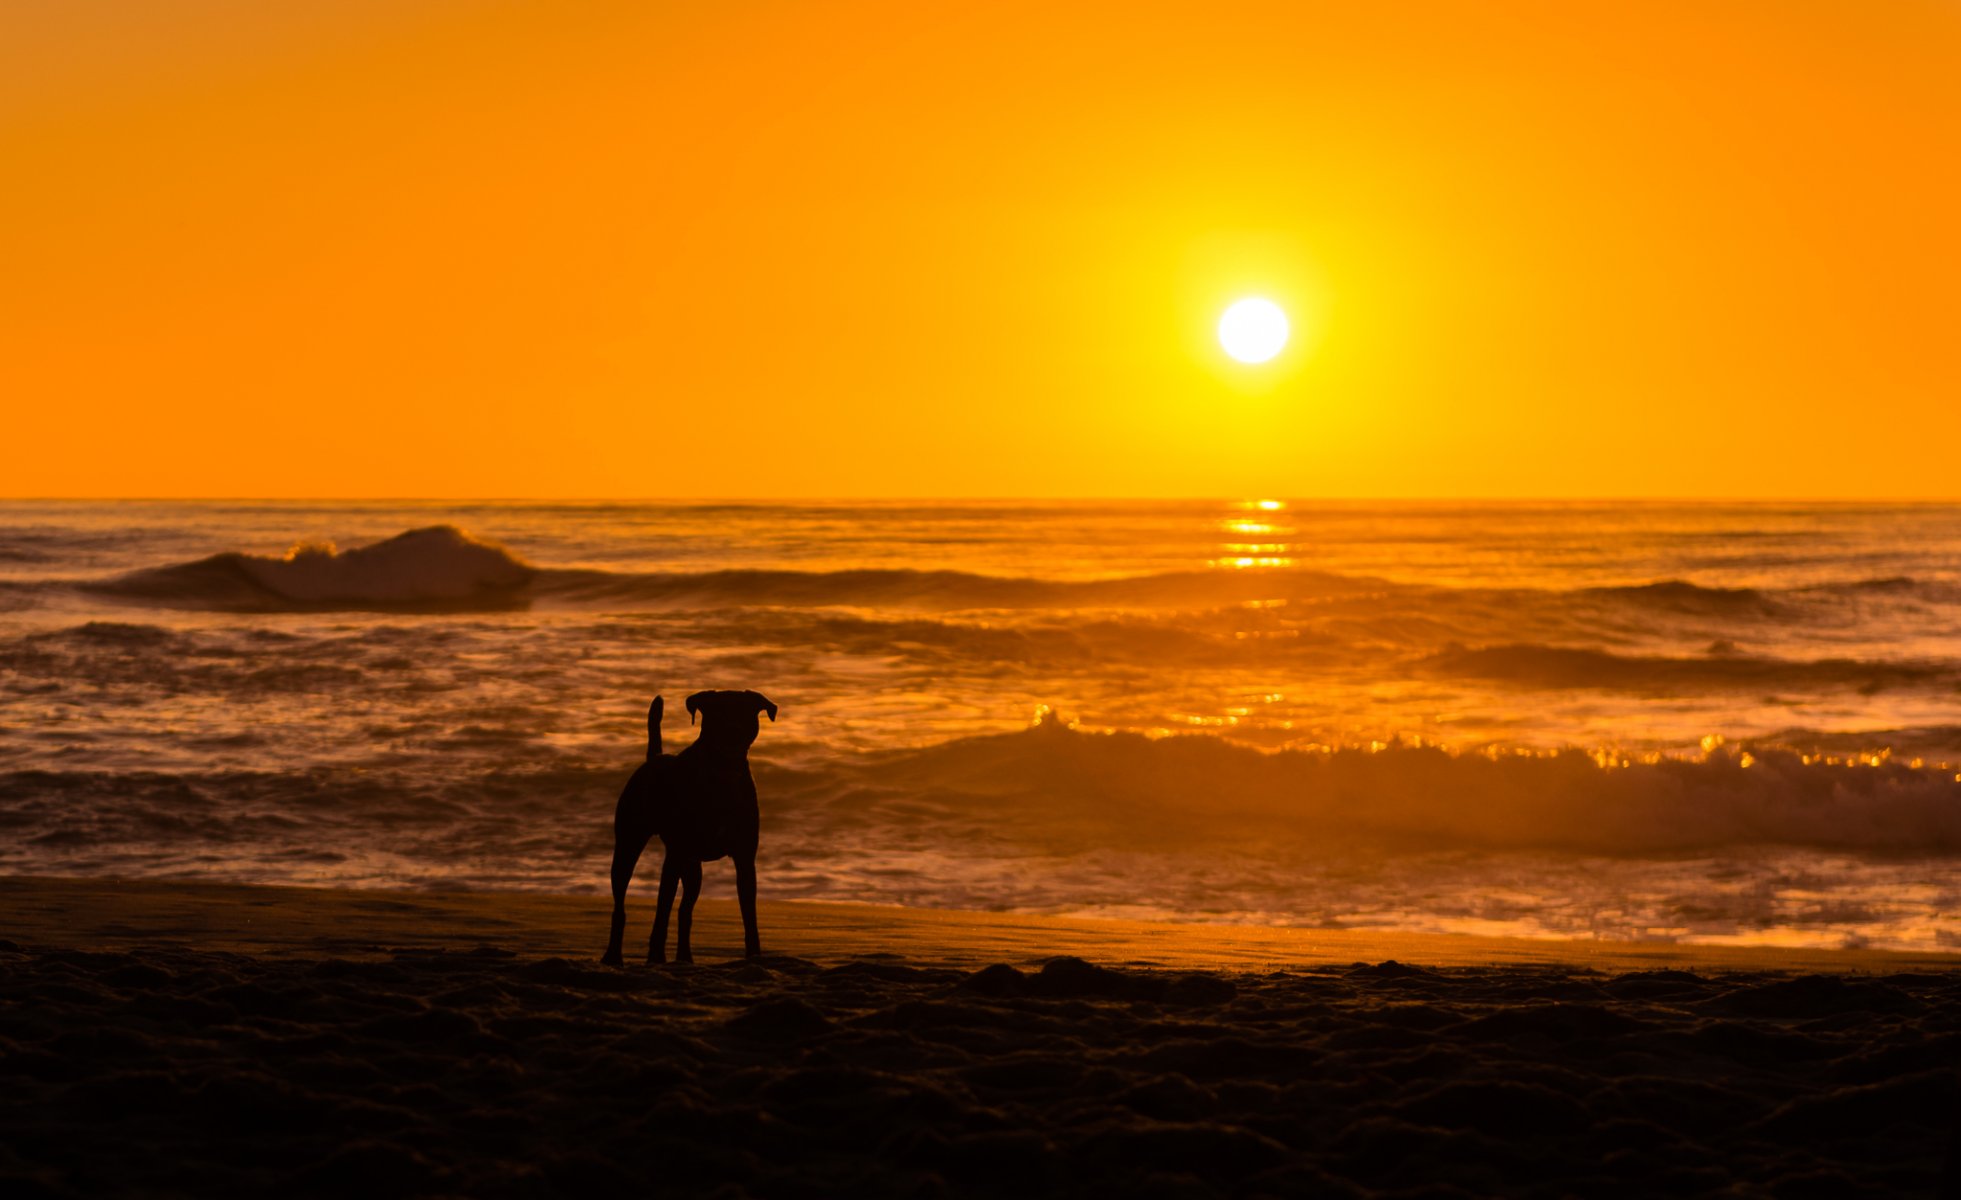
685;689;778;749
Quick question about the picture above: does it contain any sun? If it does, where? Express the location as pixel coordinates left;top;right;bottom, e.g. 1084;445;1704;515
1217;298;1289;364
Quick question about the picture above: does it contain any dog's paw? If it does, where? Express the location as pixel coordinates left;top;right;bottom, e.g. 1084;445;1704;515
600;951;624;968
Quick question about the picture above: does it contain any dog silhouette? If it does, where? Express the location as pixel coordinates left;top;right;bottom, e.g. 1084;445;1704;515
602;689;777;965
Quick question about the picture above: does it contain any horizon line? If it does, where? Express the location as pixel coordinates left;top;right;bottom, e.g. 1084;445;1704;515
5;495;1961;505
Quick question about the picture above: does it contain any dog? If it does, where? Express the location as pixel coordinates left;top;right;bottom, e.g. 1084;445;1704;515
601;689;777;965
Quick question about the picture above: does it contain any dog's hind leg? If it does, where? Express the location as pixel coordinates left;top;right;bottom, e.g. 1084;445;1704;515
649;854;680;964
673;859;704;964
601;822;652;967
734;854;761;958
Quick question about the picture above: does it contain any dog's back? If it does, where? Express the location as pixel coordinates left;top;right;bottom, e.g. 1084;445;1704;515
616;696;676;831
617;696;748;851
664;740;753;862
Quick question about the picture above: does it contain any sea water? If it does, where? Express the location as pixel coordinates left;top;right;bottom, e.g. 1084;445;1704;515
2;500;1956;950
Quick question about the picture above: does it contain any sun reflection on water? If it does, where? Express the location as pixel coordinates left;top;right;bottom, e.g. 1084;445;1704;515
1216;501;1296;568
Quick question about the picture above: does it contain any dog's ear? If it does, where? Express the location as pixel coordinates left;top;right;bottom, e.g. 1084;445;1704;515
749;691;778;722
685;690;711;725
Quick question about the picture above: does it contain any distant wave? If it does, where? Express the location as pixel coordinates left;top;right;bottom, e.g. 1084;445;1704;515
547;569;1945;616
84;557;1376;615
73;525;1383;613
28;516;1961;706
59;525;1961;622
775;720;1961;856
563;569;1961;616
1834;575;1919;592
9;612;1957;721
1422;642;1946;693
534;565;1380;610
85;526;534;612
0;582;41;613
1580;580;1782;615
665;608;1337;672
651;611;1958;690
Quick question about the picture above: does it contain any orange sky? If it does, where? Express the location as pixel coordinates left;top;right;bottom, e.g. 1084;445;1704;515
4;1;1957;498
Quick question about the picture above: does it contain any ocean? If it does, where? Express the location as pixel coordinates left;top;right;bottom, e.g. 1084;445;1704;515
2;499;1957;951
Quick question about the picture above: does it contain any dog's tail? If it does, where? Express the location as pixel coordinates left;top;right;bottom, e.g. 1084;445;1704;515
647;695;663;760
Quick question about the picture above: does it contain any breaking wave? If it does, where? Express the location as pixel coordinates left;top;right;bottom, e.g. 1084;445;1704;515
782;720;1961;857
6;721;1959;901
87;526;534;612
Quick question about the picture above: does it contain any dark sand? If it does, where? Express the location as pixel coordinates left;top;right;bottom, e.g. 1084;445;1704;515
1;876;1957;1197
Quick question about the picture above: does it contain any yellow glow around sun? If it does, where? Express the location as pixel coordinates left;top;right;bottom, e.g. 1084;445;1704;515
1218;298;1289;363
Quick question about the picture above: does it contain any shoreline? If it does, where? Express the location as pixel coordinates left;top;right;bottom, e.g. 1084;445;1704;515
5;873;1954;974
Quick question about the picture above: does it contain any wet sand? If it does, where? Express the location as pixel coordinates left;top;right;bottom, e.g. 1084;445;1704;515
2;876;1956;1196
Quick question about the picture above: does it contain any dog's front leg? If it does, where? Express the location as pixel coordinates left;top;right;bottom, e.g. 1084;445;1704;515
649;854;681;964
674;860;703;964
602;826;650;967
734;854;761;958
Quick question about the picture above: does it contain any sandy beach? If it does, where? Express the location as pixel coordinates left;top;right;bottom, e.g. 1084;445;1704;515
2;876;1955;1197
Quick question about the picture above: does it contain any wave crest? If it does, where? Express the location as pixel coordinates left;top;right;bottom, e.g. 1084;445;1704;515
777;722;1961;856
1421;642;1944;693
89;526;533;612
536;564;1376;610
1584;580;1780;614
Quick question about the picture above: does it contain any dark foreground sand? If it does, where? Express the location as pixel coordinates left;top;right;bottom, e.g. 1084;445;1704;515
2;877;1957;1198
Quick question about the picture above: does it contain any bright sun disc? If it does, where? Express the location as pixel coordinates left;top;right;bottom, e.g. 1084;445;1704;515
1217;298;1289;364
